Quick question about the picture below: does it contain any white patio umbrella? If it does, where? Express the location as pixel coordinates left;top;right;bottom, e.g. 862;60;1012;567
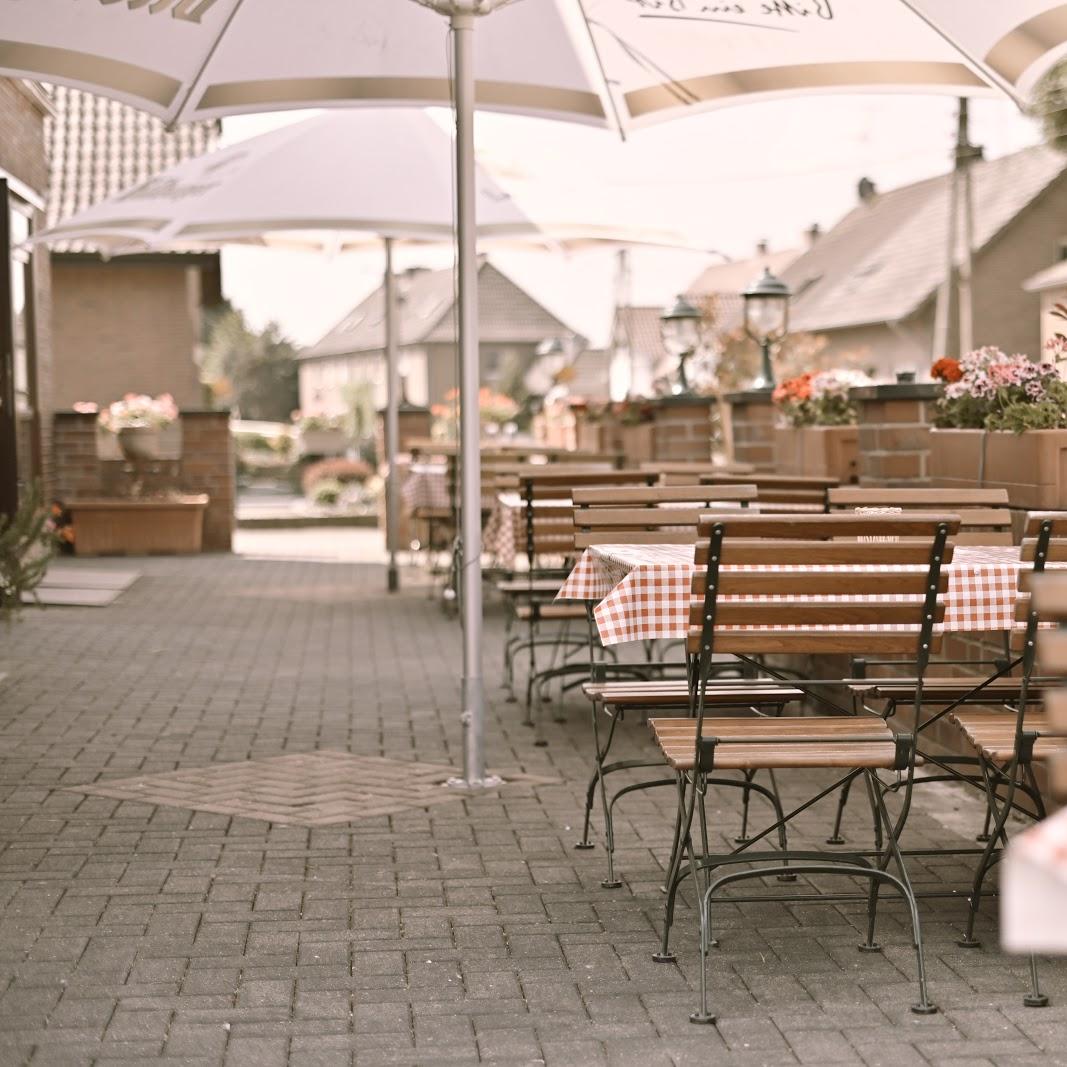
6;0;1067;790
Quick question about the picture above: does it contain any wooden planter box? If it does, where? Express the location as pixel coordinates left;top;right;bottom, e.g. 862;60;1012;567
620;422;655;465
930;428;1067;509
70;495;209;556
774;425;859;484
575;419;615;454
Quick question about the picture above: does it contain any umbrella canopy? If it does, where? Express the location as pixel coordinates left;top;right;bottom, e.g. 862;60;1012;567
2;1;1066;132
35;108;541;253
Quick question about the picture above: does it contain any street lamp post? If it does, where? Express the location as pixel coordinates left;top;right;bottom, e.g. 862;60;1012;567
742;268;791;390
660;295;702;395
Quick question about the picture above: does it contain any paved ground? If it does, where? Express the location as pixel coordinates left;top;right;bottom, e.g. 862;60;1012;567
1;543;1066;1066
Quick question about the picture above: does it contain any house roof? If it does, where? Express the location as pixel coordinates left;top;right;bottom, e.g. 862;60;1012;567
1024;258;1067;293
782;144;1067;334
45;84;219;245
614;305;669;366
687;249;800;333
299;259;578;360
563;348;611;401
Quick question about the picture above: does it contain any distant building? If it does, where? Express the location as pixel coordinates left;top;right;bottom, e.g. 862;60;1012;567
45;85;223;411
298;259;579;413
778;144;1067;376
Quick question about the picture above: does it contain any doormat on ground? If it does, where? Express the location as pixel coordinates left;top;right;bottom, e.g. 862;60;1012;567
66;751;558;826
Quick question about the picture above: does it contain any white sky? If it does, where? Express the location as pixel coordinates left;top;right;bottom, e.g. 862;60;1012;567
220;92;1042;350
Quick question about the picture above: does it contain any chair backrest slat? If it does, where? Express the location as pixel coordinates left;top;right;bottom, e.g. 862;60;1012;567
700;472;836;509
685;512;959;657
572;484;757;505
829;487;1013;545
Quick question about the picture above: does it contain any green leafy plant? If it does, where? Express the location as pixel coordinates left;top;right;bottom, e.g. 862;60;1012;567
772;369;870;428
301;458;372;496
0;484;54;624
311;478;344;506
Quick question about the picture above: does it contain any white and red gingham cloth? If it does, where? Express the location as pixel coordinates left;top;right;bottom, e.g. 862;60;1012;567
483;492;573;566
401;463;450;513
557;543;1028;646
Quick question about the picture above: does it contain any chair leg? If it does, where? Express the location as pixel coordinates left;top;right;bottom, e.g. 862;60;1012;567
1025;953;1050;1008
871;774;937;1015
859;772;888;953
975;804;992;843
655;773;697;964
734;769;756;843
959;758;1014;948
826;774;854;845
690;891;716;1025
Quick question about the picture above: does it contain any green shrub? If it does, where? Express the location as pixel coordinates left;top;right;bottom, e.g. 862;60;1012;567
311;478;344;506
301;458;372;495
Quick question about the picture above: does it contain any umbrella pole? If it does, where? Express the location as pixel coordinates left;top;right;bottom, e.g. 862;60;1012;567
384;237;400;593
449;10;496;789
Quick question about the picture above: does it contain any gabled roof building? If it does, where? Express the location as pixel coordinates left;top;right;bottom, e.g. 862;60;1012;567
776;144;1067;376
298;259;580;413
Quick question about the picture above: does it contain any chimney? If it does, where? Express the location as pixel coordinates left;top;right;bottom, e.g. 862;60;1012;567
756;238;769;256
857;177;877;203
805;222;821;247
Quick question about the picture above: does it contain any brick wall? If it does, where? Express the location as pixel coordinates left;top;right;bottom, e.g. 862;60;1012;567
50;257;206;410
851;382;941;487
53;410;234;551
725;389;775;469
0;81;49;194
650;397;713;462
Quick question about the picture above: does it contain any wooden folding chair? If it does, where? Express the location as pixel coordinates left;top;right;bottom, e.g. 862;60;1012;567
700;472;837;512
650;512;959;1024
500;468;658;724
940;513;1067;1006
830;487;1013;545
564;484;803;886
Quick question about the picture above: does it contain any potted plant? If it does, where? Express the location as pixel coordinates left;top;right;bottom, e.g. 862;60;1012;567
429;388;520;442
772;369;869;482
570;399;616;453
928;345;1067;508
0;485;53;623
614;398;656;463
294;412;349;457
97;393;179;461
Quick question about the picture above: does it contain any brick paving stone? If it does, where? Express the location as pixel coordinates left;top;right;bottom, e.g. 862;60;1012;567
0;551;1065;1065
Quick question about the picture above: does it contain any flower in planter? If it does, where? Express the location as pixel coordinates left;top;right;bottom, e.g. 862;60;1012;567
772;369;869;428
931;357;963;384
933;347;1067;432
97;393;179;433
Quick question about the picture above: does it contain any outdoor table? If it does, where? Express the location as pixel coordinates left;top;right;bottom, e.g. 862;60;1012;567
557;543;1028;646
483;491;572;566
401;462;450;514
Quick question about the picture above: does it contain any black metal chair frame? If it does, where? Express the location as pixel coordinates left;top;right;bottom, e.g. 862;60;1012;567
657;518;952;1024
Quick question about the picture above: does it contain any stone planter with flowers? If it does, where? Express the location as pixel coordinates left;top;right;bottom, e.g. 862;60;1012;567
772;369;869;483
928;346;1067;510
615;399;656;464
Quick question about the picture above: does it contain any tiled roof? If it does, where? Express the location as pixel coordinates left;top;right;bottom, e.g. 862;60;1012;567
688;249;800;334
564;348;610;401
614;305;669;366
300;260;577;359
782;144;1067;333
45;84;219;238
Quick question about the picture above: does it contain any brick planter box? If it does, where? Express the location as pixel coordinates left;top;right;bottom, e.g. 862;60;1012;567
619;422;655;465
70;495;209;556
929;428;1067;509
774;425;859;484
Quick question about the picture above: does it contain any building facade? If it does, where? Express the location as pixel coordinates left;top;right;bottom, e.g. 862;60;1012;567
298;260;579;414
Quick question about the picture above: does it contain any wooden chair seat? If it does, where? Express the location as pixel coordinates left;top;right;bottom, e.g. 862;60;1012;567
850;677;1049;703
649;716;902;771
949;710;1067;761
515;603;587;622
583;680;803;709
496;578;565;595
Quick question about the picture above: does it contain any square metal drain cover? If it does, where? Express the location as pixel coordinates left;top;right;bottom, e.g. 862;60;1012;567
67;751;556;826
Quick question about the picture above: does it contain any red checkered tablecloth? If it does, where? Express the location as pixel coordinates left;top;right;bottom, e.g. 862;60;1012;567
401;463;450;513
483;492;573;566
557;543;1028;646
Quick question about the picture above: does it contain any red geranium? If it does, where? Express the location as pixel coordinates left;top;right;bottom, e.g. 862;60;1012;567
931;357;962;383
